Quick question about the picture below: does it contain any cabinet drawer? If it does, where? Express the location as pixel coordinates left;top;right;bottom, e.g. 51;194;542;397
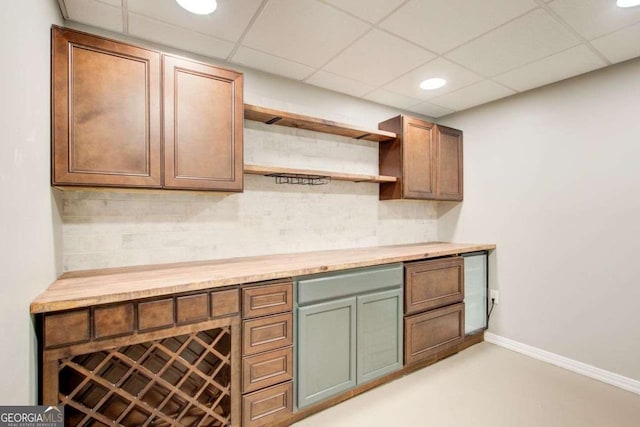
243;313;293;356
242;381;293;427
242;346;293;393
404;303;464;365
405;257;464;314
242;282;293;319
297;264;402;305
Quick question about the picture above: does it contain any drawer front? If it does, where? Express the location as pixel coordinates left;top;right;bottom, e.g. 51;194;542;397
211;288;240;318
405;257;464;314
404;303;464;365
297;264;403;305
242;346;293;393
94;303;135;339
242;381;293;427
242;282;293;319
44;310;90;348
243;313;293;356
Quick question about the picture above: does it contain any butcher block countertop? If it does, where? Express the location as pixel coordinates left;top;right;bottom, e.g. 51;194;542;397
31;242;495;314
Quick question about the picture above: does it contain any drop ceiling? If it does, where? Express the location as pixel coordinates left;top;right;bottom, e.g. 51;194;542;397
58;0;640;117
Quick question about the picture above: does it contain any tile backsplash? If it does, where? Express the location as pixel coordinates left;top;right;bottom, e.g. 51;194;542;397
61;121;438;271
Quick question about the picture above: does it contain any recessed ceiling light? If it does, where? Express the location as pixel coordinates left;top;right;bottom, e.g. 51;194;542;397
617;0;640;7
419;78;447;90
176;0;218;15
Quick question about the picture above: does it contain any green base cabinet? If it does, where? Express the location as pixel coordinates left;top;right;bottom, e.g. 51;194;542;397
357;289;403;384
297;297;357;408
295;264;404;409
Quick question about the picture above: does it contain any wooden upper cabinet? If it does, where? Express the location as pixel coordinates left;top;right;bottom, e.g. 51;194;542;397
403;117;436;199
435;125;463;201
52;27;161;187
51;27;244;192
379;115;463;201
163;56;243;191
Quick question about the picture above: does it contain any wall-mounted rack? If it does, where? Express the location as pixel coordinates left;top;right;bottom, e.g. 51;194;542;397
244;104;397;143
244;165;397;184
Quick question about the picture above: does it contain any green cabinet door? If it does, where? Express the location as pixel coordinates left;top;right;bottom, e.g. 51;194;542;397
357;288;403;384
297;297;357;409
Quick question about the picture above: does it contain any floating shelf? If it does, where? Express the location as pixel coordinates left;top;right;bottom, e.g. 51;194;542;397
244;104;397;142
244;164;398;184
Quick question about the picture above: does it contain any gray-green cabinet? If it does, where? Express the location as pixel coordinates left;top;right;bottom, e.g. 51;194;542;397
297;297;357;409
357;289;403;384
295;264;404;409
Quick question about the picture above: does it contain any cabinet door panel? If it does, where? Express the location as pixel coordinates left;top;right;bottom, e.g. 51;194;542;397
403;117;436;199
357;289;403;384
163;55;243;191
297;297;356;409
436;125;463;200
52;27;161;187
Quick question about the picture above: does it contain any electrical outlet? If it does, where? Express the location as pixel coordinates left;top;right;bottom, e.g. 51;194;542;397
489;289;499;305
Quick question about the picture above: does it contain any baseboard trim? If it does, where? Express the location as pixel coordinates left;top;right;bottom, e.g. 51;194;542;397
485;332;640;396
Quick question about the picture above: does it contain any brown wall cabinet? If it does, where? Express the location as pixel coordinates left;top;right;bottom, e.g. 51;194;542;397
52;26;243;192
379;116;463;201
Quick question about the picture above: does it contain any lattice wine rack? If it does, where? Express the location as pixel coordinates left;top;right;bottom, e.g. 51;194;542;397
39;288;241;427
60;328;231;426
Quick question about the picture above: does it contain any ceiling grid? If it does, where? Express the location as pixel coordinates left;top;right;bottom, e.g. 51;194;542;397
61;0;640;117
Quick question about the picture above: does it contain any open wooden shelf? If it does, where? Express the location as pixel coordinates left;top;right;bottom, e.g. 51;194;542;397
244;164;398;184
244;104;397;142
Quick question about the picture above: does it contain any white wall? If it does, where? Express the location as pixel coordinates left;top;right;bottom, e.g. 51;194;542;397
60;24;439;271
439;58;640;381
0;0;62;404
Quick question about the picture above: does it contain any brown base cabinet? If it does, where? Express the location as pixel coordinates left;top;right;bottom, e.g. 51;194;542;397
240;281;294;427
403;257;466;365
39;288;242;426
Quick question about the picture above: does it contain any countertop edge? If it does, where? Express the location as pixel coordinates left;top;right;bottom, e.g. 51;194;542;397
31;243;495;314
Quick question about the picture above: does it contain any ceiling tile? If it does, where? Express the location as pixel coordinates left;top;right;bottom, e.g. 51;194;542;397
242;0;369;68
306;71;375;97
127;0;262;42
64;0;123;32
380;0;536;54
322;30;435;87
591;22;640;63
408;102;455;118
231;47;314;80
383;57;483;101
364;89;423;110
446;9;580;76
430;80;515;111
323;0;406;23
494;45;607;92
548;0;640;40
128;13;235;59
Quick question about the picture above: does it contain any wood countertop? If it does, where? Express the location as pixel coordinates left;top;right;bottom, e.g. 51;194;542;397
31;242;495;314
